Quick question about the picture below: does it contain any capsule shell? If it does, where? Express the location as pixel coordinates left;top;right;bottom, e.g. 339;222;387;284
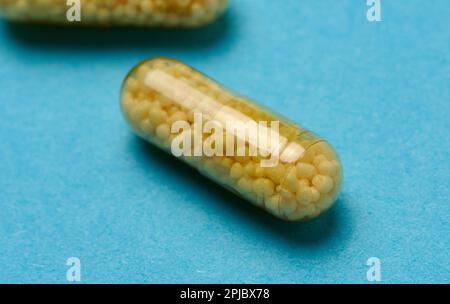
0;0;227;27
120;58;343;221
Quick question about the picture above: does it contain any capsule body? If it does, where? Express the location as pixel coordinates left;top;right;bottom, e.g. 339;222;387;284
120;58;343;221
0;0;227;27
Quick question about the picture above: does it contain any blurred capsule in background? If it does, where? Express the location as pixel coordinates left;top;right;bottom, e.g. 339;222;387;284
0;0;228;27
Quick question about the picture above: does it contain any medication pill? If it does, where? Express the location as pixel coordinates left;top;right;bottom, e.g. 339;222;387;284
120;57;343;221
0;0;227;27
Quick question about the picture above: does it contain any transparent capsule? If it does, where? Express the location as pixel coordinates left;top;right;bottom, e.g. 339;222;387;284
0;0;228;27
120;58;343;221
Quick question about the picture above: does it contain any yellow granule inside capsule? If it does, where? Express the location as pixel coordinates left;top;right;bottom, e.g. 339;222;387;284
120;57;343;221
0;0;228;27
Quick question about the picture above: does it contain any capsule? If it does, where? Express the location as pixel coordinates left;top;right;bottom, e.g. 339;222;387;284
120;58;343;221
0;0;227;27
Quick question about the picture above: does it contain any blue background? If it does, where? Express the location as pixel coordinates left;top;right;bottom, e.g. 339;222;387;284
0;0;448;283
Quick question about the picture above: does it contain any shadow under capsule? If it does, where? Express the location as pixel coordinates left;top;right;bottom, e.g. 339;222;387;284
2;9;234;51
129;135;352;249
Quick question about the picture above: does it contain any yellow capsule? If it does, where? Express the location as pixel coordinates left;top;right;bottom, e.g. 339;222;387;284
120;57;343;221
0;0;228;27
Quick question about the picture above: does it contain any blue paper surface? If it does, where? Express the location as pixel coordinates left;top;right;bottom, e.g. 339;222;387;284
0;0;448;283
